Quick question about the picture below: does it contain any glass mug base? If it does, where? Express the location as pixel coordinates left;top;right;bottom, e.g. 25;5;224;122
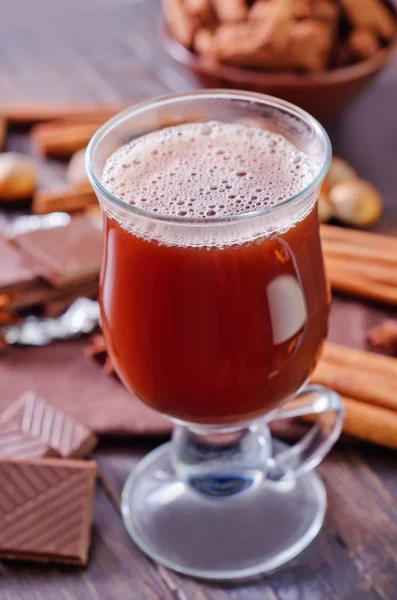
121;384;342;580
121;438;326;580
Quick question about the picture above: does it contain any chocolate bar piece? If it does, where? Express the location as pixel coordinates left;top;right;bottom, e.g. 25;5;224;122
0;239;39;325
0;392;98;459
8;278;98;313
12;216;103;289
0;457;97;565
0;233;99;317
0;238;38;293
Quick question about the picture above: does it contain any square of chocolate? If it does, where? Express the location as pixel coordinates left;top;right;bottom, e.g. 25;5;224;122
0;392;98;459
0;457;97;565
12;216;103;289
0;237;38;293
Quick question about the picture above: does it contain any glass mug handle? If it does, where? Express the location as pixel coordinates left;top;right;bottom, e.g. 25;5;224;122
266;384;344;480
172;384;343;497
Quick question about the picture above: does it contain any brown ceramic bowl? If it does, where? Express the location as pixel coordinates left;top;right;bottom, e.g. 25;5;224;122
161;23;397;121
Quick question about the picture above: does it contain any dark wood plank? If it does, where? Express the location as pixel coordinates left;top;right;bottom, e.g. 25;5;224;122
319;451;397;600
0;486;176;600
357;445;397;499
0;0;197;107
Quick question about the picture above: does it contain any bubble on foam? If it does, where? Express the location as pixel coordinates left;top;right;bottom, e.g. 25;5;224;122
102;121;315;221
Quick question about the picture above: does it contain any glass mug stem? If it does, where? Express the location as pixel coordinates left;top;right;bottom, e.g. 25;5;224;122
172;385;344;497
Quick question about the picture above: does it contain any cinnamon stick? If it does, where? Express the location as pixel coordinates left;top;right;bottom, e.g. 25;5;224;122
280;338;397;448
0;118;6;151
322;341;397;378
321;224;397;254
311;358;397;412
1;105;126;126
322;238;397;268
325;255;397;286
31;121;103;158
342;397;397;449
320;226;397;305
304;397;397;449
33;188;97;215
325;261;397;306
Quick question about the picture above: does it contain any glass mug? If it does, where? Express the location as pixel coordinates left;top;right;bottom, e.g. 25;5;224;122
86;91;343;580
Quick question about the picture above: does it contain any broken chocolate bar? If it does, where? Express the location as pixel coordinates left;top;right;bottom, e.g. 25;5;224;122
0;238;40;325
0;457;97;565
12;216;103;289
0;214;101;323
3;278;98;314
0;392;98;458
0;238;38;294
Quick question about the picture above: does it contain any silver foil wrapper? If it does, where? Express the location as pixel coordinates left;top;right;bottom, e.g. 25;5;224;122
2;299;100;346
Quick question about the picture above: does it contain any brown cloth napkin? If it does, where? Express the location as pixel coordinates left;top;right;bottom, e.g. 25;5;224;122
0;338;307;441
0;339;169;436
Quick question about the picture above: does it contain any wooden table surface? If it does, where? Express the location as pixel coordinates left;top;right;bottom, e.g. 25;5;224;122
1;1;397;599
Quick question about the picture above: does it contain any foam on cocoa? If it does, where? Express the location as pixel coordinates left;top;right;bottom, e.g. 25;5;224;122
102;121;315;220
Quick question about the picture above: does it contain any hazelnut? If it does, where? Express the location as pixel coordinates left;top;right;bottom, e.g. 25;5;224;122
329;179;382;228
318;190;333;223
0;152;37;200
324;156;357;191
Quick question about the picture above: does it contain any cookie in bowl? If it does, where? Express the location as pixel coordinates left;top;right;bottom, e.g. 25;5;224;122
161;0;397;118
